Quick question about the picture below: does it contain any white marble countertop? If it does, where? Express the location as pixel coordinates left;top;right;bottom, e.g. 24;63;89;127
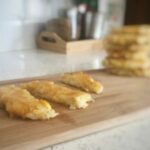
0;49;106;81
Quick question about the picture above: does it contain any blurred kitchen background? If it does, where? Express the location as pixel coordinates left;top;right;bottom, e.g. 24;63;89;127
0;0;149;52
0;0;126;52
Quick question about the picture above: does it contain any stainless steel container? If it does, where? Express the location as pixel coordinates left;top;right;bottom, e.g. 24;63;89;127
88;12;106;39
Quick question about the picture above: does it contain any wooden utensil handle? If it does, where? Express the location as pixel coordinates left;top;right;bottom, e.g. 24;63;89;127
42;36;56;43
37;32;66;53
38;32;65;44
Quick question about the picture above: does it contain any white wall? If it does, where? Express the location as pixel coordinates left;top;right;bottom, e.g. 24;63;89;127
0;0;73;52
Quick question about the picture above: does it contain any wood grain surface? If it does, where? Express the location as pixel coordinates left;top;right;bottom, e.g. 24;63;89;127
0;70;150;150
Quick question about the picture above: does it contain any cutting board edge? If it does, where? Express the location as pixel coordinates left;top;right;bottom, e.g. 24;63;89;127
3;108;150;150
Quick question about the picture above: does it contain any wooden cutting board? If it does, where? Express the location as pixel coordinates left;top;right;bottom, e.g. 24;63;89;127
0;70;150;150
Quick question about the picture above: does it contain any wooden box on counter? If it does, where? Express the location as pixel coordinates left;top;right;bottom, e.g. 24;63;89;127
37;32;103;54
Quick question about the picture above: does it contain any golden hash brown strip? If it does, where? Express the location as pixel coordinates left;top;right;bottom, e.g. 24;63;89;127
0;85;58;120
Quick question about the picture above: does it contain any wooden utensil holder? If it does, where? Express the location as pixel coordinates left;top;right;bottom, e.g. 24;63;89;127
37;31;103;54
